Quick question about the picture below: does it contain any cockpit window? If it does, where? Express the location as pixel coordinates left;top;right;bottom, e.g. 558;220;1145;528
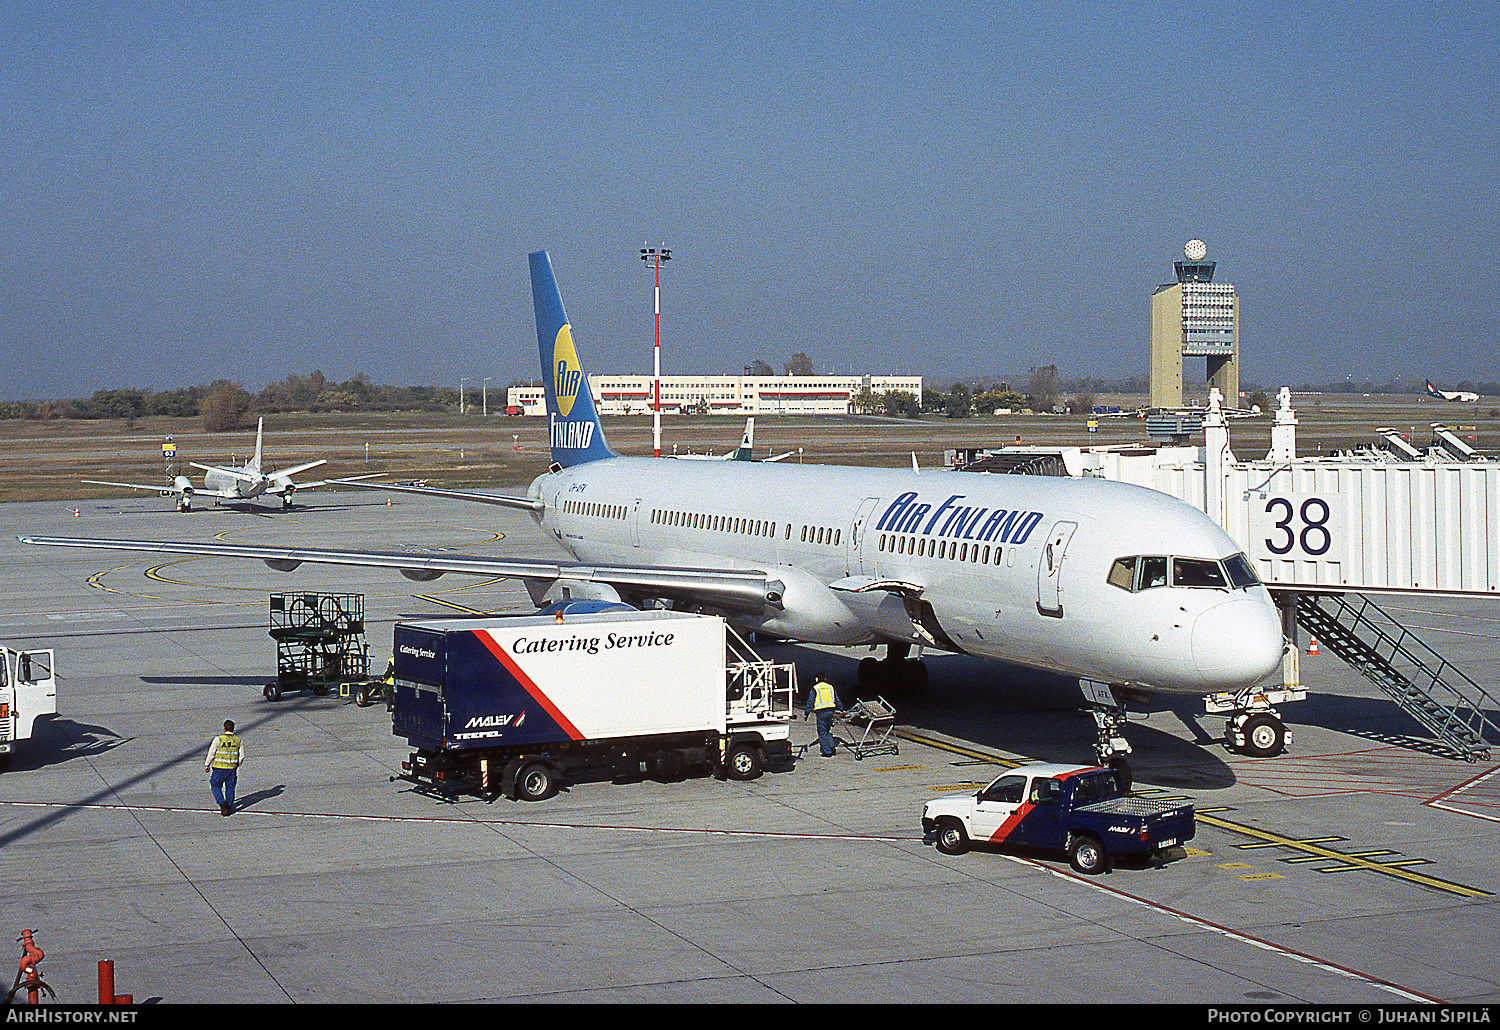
1172;557;1228;588
1107;556;1135;591
1224;552;1260;589
1111;554;1250;592
1138;556;1168;590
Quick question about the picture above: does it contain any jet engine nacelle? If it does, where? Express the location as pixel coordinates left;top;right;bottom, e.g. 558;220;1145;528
746;564;873;645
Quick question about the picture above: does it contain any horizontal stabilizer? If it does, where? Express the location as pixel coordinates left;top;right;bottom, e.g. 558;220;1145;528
268;459;328;480
332;479;544;513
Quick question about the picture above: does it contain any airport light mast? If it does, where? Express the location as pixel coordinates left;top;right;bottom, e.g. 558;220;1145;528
640;243;671;457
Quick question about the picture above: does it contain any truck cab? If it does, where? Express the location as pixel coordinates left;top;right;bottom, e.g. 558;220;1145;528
921;762;1194;874
0;648;56;771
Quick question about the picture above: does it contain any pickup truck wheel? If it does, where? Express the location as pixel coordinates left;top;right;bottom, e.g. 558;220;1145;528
515;761;559;802
934;818;969;855
1068;833;1108;874
1240;714;1286;758
725;743;763;780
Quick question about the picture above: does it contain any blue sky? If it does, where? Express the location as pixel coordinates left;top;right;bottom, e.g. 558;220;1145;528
3;2;1496;400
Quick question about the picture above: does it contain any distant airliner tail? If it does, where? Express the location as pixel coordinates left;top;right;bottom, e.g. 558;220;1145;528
1425;380;1440;397
530;250;616;468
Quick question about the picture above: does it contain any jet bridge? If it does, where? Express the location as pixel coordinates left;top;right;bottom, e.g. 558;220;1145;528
1002;389;1500;761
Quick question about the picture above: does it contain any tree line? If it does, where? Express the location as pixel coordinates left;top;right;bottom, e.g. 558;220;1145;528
0;372;473;432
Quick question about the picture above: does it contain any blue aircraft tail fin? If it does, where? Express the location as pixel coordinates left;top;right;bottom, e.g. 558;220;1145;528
529;250;616;468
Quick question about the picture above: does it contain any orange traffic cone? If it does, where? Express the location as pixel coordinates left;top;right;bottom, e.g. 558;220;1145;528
73;508;80;517
386;497;392;506
1307;638;1320;656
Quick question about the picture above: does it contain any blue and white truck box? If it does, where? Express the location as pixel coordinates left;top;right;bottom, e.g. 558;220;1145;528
392;609;793;800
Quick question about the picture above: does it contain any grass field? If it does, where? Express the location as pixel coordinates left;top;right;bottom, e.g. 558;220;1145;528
1;394;1493;504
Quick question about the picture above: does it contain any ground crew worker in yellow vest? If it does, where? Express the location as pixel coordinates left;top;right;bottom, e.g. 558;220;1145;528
204;720;244;817
803;674;842;757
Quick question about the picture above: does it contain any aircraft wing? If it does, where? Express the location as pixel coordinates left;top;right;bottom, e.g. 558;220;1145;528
18;535;785;614
330;478;545;513
81;480;243;500
82;479;178;494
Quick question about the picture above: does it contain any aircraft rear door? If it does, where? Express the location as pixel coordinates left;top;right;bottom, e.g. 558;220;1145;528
1035;521;1077;618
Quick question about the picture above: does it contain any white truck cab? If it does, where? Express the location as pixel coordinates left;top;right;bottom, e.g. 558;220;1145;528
0;647;56;771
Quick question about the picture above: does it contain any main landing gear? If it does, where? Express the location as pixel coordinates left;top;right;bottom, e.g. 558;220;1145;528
857;643;928;697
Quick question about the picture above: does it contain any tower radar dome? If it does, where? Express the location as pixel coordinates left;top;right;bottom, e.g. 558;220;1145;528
1184;239;1207;261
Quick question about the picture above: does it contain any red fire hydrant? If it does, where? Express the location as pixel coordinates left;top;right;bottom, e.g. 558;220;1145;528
6;930;55;1004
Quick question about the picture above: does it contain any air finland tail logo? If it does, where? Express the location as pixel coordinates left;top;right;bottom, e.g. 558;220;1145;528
550;323;596;451
552;325;583;417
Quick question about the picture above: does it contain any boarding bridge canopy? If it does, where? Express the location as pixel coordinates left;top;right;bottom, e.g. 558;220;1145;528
1051;394;1500;595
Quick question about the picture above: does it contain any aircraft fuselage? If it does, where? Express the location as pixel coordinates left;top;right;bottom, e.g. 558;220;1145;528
530;456;1283;695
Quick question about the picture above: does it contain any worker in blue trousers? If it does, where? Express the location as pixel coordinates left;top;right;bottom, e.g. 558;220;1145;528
204;720;244;816
804;674;841;757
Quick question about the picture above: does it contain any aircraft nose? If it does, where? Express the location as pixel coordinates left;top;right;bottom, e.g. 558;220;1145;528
1191;596;1284;687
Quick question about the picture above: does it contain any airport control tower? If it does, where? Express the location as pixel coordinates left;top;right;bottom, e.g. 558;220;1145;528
1150;240;1239;410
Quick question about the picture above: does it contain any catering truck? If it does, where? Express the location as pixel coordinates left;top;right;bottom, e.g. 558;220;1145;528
0;647;56;772
921;762;1194;874
391;608;794;801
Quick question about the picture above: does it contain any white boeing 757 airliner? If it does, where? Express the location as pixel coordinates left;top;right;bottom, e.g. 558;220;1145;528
23;250;1284;773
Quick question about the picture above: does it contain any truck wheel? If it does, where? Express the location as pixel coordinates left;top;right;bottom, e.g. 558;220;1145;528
515;761;559;802
1068;833;1108;875
1240;714;1286;758
934;818;969;856
724;743;763;780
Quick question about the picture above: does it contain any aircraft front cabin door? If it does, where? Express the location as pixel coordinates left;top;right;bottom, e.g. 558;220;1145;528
849;497;882;575
1035;521;1077;618
631;498;642;547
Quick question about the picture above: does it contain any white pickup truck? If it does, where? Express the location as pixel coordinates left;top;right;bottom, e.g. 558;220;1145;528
0;647;56;772
921;762;1194;874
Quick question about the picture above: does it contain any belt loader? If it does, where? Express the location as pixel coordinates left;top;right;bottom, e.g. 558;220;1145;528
391;608;793;801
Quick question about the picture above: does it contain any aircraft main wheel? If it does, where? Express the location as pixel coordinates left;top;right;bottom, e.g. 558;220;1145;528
1240;714;1286;758
1108;755;1133;792
857;657;882;695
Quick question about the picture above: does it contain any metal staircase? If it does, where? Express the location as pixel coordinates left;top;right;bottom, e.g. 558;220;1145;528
1296;593;1500;761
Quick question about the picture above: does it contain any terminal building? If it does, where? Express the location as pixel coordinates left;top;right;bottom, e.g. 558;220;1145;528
506;373;923;417
1150;239;1239;410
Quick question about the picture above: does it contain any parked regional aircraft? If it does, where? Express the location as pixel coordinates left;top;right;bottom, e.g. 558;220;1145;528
1425;380;1481;403
84;418;382;511
673;419;799;462
25;251;1286;771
